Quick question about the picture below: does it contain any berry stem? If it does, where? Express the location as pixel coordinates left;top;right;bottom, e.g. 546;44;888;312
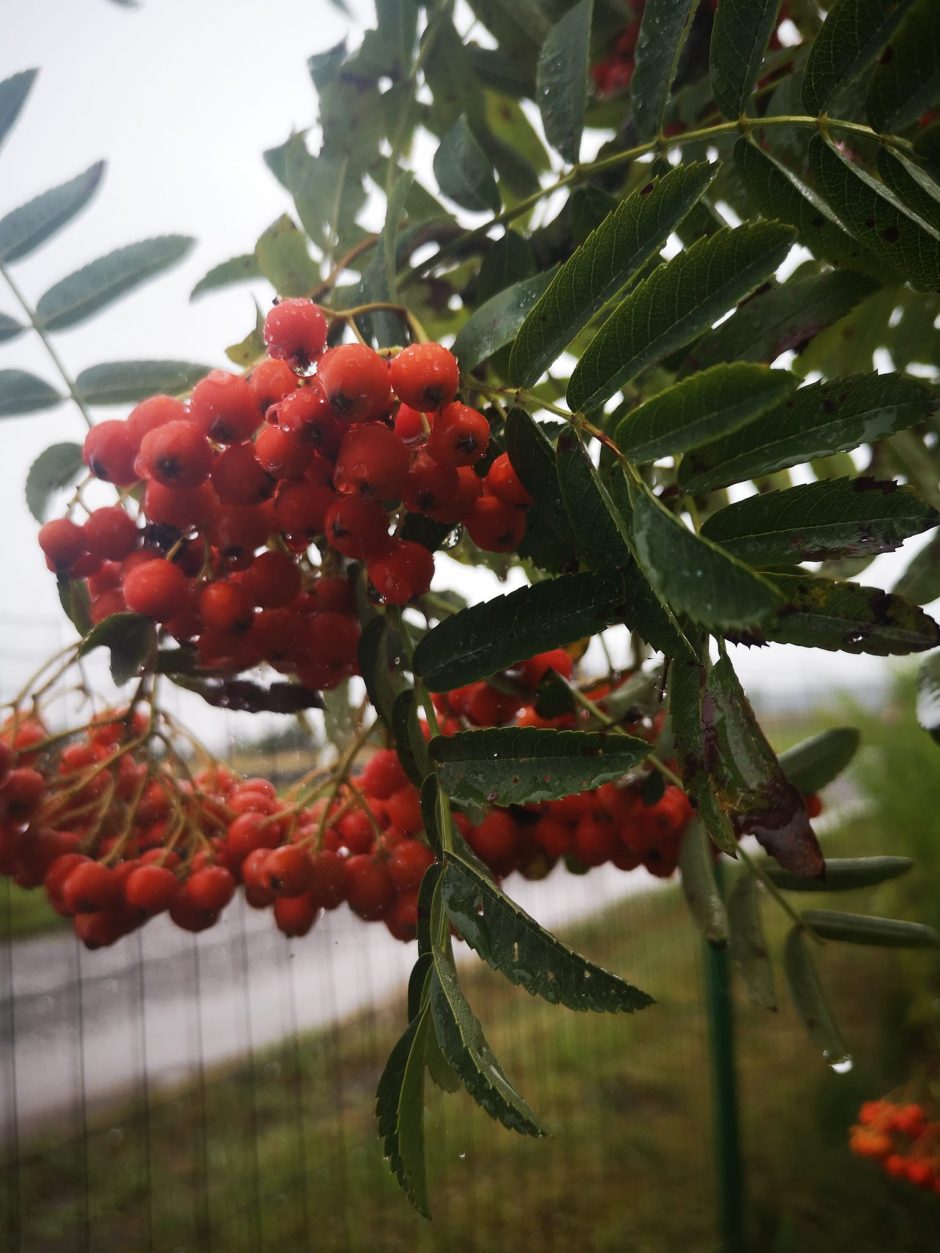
0;260;96;431
400;112;908;286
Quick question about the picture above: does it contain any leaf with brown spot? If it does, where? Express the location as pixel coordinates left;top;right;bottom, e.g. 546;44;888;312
703;657;824;878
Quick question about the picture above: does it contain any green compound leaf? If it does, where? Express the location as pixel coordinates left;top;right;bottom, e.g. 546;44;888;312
704;657;824;878
25;442;84;523
359;614;407;729
679;820;729;948
678;372;934;494
453;270;554;373
669;656;738;856
255;214;319;297
413;569;631;692
440;855;653;1012
567;223;795;414
894;530;940;604
0;313;23;343
35;236;194;331
631;0;698;141
700;478;939;565
429;726;652;808
75;360;211;405
729;574;940;656
504;408;579;573
191;254;261;300
682;269;878;374
734;138;881;275
535;0;592;164
809;136;940;292
785;927;850;1064
510;162;716;387
0;162;104;264
0;368;61;418
433;115;500;213
429;954;545;1137
376;1008;431;1218
867;0;940;132
876;149;940;235
624;470;782;631
78;612;158;687
392;689;431;788
802;0;916;116
710;0;781;120
728;873;777;1011
0;69;37;155
615;363;796;463
777;727;861;795
767;856;913;892
802;910;940;948
554;432;695;658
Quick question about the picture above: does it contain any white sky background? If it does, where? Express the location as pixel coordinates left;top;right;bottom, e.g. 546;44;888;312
0;0;927;746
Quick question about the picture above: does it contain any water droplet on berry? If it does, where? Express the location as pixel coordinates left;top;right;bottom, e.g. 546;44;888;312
827;1054;854;1074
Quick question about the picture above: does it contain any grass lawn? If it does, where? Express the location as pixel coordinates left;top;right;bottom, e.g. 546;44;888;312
3;819;938;1253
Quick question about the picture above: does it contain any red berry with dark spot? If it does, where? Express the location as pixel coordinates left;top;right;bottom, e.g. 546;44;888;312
466;495;526;553
123;558;190;621
83;421;139;485
344;854;394;920
316;344;392;424
263;299;328;369
189;371;261;444
390;343;460;411
137;421;212;489
335;425;410;500
83;507;138;560
367;539;434;605
427;402;489;467
39;518;87;573
263;844;313;897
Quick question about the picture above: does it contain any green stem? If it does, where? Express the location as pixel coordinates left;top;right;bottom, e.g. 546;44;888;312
0;261;95;431
704;858;745;1253
401;112;906;286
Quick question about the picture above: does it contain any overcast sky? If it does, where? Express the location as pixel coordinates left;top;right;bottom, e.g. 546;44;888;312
0;0;923;746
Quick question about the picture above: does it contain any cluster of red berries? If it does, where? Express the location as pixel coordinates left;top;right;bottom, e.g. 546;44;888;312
37;299;532;692
849;1099;940;1194
0;643;716;949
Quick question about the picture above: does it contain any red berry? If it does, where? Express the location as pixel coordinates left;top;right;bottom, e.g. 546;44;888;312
263;844;313;897
274;893;321;937
360;749;410;800
404;450;458;514
199;580;255;633
274;481;335;539
367;539;434;605
211;443;275;505
465;494;526;553
124;864;179;915
142;481;214;530
189;371;261;444
249;358;299;413
183;865;236;913
485;452;533;506
168;894;218;933
254;424;314;480
325;496;391;560
384;892;420;942
427;464;483;523
335;425;410;500
126;394;187;448
468;811;519;868
123;558;190;621
39;518;87;573
273;383;341;455
427;402;489;467
137;421;212;489
390;343;459;411
83;421;138;485
263;299;328;369
0;768;45;824
83;506;138;560
62;861;121;914
344;854;394;920
387;839;435;893
242;550;301;608
394;403;427;444
316;344;392;423
308;849;347;910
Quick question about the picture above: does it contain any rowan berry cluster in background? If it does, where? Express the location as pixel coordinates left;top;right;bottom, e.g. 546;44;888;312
37;298;532;694
0;634;742;950
849;1098;940;1194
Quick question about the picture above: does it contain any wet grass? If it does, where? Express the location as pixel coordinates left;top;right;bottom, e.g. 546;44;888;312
3;817;938;1253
